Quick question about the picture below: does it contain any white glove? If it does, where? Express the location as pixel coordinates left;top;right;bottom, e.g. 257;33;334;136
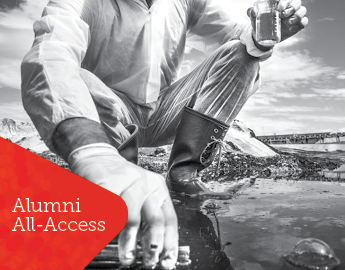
68;143;178;269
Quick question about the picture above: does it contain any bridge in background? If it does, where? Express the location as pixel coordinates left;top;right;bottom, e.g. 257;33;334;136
257;131;345;145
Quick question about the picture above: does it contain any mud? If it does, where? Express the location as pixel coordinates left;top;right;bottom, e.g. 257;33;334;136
38;146;345;270
38;145;344;183
137;147;343;182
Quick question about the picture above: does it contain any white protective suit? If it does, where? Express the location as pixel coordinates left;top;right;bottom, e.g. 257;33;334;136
21;0;272;151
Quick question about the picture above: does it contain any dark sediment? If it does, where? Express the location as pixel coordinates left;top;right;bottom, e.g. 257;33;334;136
138;146;343;182
37;146;344;182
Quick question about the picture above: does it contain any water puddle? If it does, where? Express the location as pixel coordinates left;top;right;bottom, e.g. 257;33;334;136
173;179;345;270
87;179;345;270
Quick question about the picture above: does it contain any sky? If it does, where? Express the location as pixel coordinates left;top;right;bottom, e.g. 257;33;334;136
0;0;344;136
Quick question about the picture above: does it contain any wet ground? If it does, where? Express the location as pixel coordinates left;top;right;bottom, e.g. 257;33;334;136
87;178;345;270
38;147;345;269
138;147;343;182
173;178;345;270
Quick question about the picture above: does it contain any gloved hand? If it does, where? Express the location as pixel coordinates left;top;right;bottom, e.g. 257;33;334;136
247;0;308;44
68;143;178;269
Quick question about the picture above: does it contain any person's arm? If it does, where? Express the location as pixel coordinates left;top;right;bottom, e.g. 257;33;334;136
21;2;179;268
52;118;110;160
21;0;122;161
21;0;101;153
186;0;274;60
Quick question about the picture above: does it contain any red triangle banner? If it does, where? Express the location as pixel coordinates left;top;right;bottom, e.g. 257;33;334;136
0;137;128;269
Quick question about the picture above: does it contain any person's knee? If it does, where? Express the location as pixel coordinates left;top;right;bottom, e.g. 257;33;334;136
79;68;105;90
217;41;260;72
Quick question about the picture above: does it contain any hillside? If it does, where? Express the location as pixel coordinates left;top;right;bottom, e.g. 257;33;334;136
225;120;277;157
0;118;342;182
0;118;49;152
0;118;277;157
0;118;37;141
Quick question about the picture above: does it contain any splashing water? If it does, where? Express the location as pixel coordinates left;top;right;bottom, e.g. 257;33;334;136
283;238;340;270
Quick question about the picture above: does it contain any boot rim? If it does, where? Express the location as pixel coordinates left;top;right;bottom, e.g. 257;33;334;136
118;124;139;151
184;106;230;129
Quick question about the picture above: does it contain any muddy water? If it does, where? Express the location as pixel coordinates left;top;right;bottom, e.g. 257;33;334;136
173;179;345;270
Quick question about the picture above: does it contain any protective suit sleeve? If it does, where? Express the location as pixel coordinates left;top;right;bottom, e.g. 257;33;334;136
21;0;100;153
187;0;273;61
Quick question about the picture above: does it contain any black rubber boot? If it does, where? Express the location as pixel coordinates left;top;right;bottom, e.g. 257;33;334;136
118;124;139;164
167;107;231;199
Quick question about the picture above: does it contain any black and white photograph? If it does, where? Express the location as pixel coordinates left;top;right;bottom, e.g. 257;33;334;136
1;0;345;269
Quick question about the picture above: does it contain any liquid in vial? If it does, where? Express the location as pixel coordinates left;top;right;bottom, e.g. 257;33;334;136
255;0;281;46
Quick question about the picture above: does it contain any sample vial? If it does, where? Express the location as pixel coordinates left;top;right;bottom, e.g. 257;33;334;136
254;0;281;46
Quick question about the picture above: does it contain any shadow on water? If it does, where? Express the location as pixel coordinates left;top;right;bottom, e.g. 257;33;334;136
172;194;236;270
